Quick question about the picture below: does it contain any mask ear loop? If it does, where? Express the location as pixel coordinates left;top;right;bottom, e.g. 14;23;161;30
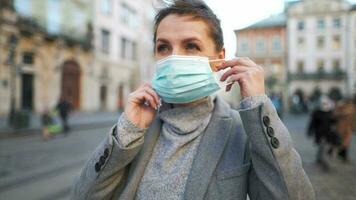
223;81;235;87
209;59;225;72
209;59;237;88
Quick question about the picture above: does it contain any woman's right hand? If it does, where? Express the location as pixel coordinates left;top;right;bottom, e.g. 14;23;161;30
124;83;161;129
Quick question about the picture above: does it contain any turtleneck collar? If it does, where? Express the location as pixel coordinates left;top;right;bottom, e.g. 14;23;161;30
158;96;215;135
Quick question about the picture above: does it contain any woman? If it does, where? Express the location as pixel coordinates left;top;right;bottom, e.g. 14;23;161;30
334;98;355;162
72;1;314;199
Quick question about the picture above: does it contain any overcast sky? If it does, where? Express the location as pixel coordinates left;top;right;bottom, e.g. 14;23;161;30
204;0;356;58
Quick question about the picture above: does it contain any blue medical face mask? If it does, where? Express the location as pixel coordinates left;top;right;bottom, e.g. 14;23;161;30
152;55;221;104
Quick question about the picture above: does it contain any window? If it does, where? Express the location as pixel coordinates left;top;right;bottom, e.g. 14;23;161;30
101;29;110;54
333;59;340;68
256;37;265;53
332;35;341;49
239;39;249;53
22;52;34;64
121;37;137;61
297;61;305;74
271;36;281;52
15;0;32;16
317;36;325;49
132;42;137;60
100;0;111;15
333;18;341;28
47;0;61;34
332;59;342;73
121;38;127;59
317;60;325;73
297;20;305;31
297;37;305;48
120;3;137;28
317;19;325;30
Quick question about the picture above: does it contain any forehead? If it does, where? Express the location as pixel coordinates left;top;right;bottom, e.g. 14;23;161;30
156;14;211;41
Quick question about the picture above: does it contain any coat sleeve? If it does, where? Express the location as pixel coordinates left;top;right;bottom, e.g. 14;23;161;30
239;99;315;200
71;114;146;200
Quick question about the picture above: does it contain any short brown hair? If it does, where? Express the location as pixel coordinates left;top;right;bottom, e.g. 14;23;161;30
153;0;224;52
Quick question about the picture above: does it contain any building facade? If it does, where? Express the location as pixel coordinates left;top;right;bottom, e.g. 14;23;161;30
349;5;356;97
0;0;94;118
234;14;288;104
287;0;352;102
93;0;155;111
1;0;157;119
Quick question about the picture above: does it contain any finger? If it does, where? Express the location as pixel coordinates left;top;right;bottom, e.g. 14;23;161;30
130;91;157;109
225;74;244;92
218;57;256;71
141;92;157;109
220;66;250;82
142;86;160;105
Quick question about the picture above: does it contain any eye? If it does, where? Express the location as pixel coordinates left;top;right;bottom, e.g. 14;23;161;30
186;43;201;51
156;44;170;53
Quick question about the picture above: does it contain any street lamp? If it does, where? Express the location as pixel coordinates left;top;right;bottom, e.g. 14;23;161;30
7;34;18;127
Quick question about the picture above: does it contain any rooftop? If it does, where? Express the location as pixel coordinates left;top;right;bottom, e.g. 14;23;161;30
236;13;286;31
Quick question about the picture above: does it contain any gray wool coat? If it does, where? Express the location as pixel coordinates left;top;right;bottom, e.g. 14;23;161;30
72;97;315;200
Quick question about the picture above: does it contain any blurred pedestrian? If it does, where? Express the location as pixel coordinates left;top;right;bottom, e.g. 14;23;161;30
307;96;340;170
56;96;72;133
41;107;62;140
334;98;355;162
271;92;283;119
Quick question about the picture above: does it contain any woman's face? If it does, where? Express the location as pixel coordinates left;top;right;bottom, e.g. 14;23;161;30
154;14;225;61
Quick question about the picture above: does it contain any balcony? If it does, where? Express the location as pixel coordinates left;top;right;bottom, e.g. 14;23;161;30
288;71;346;81
17;16;92;50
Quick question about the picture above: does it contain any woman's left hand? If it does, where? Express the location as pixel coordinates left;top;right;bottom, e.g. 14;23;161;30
218;57;265;99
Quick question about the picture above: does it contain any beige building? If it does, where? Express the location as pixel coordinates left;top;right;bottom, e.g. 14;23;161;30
93;0;155;111
349;5;356;97
287;0;352;102
1;0;157;119
234;13;287;98
0;0;94;117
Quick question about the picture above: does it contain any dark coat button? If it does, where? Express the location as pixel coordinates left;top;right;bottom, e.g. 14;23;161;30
267;127;275;137
99;156;106;165
104;148;109;158
271;137;280;149
263;116;270;127
95;162;101;172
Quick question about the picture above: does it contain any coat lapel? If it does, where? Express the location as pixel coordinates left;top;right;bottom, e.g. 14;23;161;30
119;117;162;200
184;97;233;200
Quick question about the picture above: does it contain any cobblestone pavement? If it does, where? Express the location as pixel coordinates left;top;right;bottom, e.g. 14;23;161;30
0;113;355;200
284;114;356;200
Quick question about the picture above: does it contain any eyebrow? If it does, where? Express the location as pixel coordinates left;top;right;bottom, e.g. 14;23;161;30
156;37;203;44
182;37;203;44
156;38;169;43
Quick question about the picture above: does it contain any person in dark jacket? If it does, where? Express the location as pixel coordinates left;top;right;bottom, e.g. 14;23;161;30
308;96;339;170
56;96;72;133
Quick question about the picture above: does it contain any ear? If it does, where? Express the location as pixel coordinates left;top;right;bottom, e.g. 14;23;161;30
218;48;226;59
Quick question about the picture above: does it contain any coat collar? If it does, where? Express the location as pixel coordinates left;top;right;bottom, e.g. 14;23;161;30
119;117;162;200
183;96;233;200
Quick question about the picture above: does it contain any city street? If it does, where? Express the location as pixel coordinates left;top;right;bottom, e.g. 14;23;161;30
0;114;355;200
